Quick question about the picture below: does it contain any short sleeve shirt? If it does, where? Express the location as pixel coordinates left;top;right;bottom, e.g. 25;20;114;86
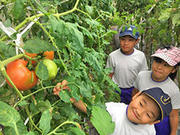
105;102;156;135
134;71;180;109
106;48;148;88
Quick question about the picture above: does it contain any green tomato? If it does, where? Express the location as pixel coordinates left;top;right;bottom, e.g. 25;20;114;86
43;59;58;80
36;59;58;80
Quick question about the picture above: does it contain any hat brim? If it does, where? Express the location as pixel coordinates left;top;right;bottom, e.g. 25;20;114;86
119;32;138;39
144;93;163;120
151;53;176;66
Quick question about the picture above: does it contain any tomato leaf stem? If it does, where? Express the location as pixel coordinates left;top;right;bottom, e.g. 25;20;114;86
47;121;81;135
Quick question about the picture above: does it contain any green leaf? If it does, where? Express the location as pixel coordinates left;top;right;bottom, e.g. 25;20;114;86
158;8;171;21
37;100;52;112
3;119;28;135
0;42;16;60
12;0;25;20
90;106;115;135
0;101;20;127
172;13;180;26
23;37;56;54
59;90;71;103
66;22;84;54
69;127;86;135
49;17;84;55
85;5;94;16
72;53;81;68
79;82;91;98
39;110;52;135
70;85;80;101
18;100;29;107
84;49;102;72
26;132;37;135
35;61;49;80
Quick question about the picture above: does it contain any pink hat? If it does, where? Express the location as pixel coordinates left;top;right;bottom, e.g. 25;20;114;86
151;47;180;66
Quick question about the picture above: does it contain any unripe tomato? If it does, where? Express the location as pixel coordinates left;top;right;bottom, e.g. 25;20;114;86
36;59;58;80
6;59;38;91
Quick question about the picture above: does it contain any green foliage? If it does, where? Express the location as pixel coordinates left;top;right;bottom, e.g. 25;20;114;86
90;106;115;135
0;101;30;135
0;0;179;134
23;38;56;53
12;0;26;20
39;110;52;134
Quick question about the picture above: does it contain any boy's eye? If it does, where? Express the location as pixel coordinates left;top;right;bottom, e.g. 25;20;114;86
129;38;134;41
147;113;151;119
140;102;143;107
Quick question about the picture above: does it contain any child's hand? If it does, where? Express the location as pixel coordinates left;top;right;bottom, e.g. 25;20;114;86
53;80;70;96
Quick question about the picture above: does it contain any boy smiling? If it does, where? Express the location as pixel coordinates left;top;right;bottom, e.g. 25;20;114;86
106;87;172;135
54;81;172;135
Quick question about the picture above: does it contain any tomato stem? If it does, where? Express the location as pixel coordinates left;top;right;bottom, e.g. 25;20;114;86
25;106;43;133
2;54;24;66
14;86;55;107
47;121;81;135
1;68;24;99
14;123;20;135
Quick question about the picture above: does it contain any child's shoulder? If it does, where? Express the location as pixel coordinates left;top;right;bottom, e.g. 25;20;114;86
138;70;151;76
105;102;127;118
105;102;127;111
109;49;120;55
134;48;146;55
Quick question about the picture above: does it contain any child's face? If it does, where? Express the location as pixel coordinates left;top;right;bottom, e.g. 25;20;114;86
119;35;138;55
127;93;160;124
151;59;176;81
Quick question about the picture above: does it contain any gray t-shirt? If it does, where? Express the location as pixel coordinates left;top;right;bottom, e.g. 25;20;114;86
134;71;180;109
106;48;148;88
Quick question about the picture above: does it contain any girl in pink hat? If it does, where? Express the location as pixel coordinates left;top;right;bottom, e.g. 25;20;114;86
132;46;180;135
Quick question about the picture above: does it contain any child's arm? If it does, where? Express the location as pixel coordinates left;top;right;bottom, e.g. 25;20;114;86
169;109;179;135
53;80;87;113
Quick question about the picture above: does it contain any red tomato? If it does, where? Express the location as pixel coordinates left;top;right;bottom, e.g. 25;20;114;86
25;51;54;64
6;59;38;91
25;52;37;65
43;51;54;60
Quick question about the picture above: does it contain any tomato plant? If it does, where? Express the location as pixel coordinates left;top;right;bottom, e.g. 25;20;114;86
6;59;38;91
0;0;179;135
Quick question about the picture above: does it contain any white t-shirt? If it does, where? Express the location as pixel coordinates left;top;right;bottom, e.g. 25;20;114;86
106;48;148;88
134;71;180;109
105;102;156;135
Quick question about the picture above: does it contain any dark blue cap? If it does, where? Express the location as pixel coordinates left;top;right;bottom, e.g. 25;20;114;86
119;25;139;39
142;87;172;121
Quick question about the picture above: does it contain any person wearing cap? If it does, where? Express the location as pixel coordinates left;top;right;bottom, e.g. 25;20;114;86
106;25;148;104
133;46;180;135
53;81;172;135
